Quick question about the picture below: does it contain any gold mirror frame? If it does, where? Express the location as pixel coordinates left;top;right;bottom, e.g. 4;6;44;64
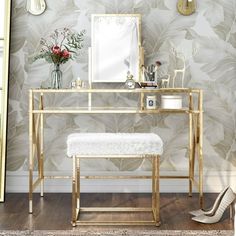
0;0;11;202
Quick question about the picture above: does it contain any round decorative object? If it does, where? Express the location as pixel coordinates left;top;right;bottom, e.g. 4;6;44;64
125;77;135;89
177;0;196;16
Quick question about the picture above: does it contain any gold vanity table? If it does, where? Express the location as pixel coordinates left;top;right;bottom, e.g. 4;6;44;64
28;88;203;224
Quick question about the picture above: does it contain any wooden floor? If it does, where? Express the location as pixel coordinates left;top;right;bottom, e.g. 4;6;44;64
0;193;234;230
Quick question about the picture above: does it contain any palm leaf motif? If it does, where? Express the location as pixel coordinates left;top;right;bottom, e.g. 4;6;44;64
10;1;27;53
79;0;167;16
207;0;236;46
7;0;236;173
143;10;196;61
189;30;236;168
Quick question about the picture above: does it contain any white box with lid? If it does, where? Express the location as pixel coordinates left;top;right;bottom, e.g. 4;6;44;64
161;95;182;109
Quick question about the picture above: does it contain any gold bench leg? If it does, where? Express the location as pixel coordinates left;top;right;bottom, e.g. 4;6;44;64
152;155;160;226
76;158;80;220
72;155;77;226
155;155;160;226
152;156;156;220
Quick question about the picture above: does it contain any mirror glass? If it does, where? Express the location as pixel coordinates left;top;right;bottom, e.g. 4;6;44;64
91;14;141;83
0;0;10;202
0;3;4;202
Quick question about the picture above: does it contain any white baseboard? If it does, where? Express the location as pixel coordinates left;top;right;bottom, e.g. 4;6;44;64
6;170;236;193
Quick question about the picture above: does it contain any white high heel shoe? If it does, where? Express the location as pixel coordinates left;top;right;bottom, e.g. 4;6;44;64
189;186;229;217
192;187;236;224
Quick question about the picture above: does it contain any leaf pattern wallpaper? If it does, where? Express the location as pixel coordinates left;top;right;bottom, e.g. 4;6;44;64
7;0;236;175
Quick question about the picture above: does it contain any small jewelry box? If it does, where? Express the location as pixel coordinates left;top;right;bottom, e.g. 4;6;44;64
161;95;182;109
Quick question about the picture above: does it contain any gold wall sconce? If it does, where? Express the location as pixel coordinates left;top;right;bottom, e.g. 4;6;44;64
177;0;196;16
26;0;46;16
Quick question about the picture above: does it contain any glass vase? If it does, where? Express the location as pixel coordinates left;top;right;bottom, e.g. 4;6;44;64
51;64;62;89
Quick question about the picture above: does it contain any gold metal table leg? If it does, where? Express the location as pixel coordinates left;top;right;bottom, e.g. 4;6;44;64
188;93;193;197
198;90;204;208
72;156;77;226
29;90;33;214
40;93;44;197
191;113;197;189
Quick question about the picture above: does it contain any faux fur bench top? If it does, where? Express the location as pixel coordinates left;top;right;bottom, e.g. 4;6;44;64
67;133;163;157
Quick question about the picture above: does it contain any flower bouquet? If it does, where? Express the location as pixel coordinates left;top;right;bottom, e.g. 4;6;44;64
34;28;86;89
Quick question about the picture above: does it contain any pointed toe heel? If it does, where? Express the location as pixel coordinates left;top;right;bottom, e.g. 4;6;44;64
189;209;206;217
189;186;229;216
191;187;236;224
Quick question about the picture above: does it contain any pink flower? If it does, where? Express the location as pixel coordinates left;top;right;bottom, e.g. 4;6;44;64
52;45;61;55
62;49;70;58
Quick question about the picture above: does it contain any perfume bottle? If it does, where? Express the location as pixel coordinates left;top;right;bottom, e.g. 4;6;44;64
125;71;135;89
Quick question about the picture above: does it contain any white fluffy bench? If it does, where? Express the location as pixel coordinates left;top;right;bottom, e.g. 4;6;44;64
67;133;163;226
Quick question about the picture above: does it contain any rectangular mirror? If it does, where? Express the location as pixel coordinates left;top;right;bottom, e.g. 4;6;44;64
91;14;141;83
0;0;11;202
